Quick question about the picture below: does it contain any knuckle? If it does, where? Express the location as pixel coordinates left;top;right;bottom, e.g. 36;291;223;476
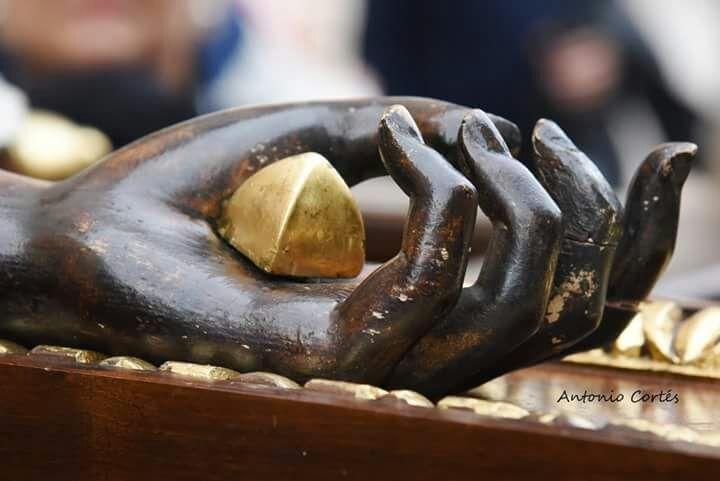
534;202;563;230
449;177;478;203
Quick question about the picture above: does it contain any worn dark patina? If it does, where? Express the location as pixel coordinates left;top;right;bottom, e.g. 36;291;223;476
0;97;694;398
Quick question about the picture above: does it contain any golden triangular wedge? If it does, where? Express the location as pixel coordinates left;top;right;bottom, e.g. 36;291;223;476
219;152;365;278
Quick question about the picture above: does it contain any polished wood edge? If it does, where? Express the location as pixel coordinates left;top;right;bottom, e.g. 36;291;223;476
2;354;719;461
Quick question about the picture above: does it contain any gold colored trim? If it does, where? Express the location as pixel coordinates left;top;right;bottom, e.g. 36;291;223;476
30;345;107;364
437;396;529;419
0;339;27;355
235;371;300;389
612;313;644;357
569;304;720;378
159;361;240;381
537;412;605;431
641;301;682;363
100;356;156;371
564;349;720;379
674;307;720;364
304;379;388;400
383;389;434;408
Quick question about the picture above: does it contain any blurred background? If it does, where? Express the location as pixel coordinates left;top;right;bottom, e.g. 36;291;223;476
0;0;718;298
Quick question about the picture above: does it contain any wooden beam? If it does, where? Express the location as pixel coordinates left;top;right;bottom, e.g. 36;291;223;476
1;355;717;480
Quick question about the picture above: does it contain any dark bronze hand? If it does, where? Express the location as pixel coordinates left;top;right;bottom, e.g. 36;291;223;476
0;97;694;398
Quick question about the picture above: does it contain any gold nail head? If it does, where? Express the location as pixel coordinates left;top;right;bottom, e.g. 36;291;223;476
159;361;240;381
538;412;606;430
674;307;720;364
304;379;388;400
467;377;510;401
613;312;645;357
640;301;682;363
220;152;365;278
30;345;107;364
0;339;27;355
100;356;157;371
694;343;720;370
382;389;434;408
235;371;300;389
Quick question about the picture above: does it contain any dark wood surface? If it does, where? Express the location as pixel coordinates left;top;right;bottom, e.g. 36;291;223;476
1;354;718;481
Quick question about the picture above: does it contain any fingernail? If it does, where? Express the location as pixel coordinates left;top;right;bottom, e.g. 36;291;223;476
460;110;510;155
380;104;423;142
532;119;577;158
487;113;522;155
661;142;697;186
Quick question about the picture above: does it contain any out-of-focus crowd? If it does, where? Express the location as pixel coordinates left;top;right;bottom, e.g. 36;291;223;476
0;0;718;297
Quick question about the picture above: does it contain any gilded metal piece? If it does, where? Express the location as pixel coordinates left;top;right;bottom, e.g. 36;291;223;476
640;301;682;363
564;303;720;376
467;377;510;402
7;110;111;180
381;390;434;408
219;152;365;278
29;345;107;364
537;412;606;431
694;344;720;370
437;396;529;419
612;312;645;357
159;361;240;381
537;413;557;425
674;307;720;364
99;356;156;371
304;379;388;400
0;339;27;355
564;348;720;379
235;371;300;389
